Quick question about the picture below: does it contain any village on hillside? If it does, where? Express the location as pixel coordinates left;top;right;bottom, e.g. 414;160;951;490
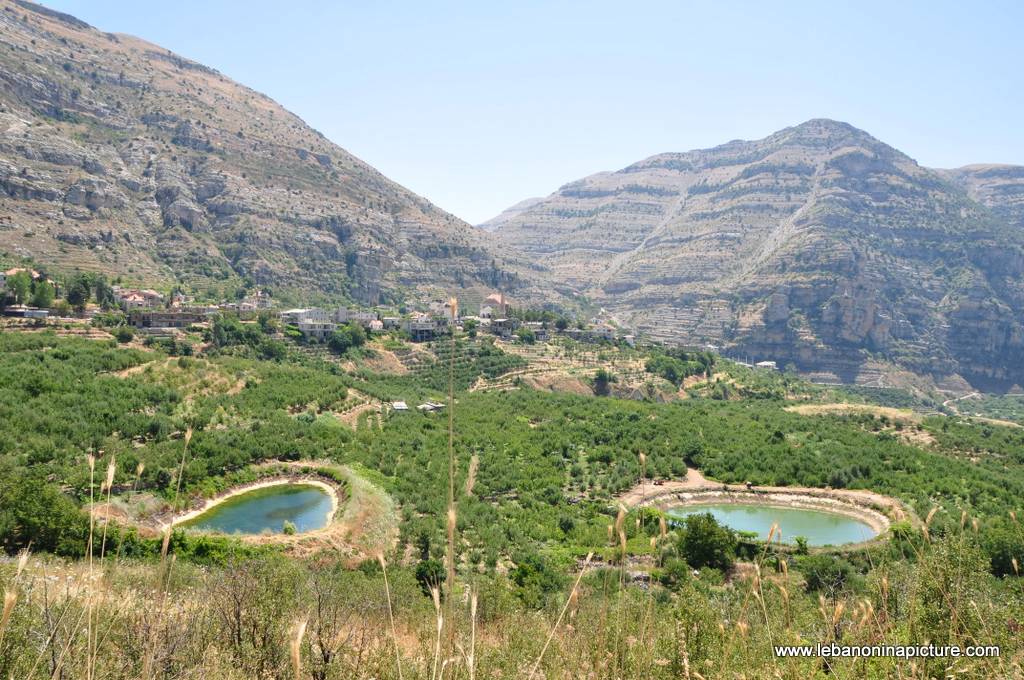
0;264;647;349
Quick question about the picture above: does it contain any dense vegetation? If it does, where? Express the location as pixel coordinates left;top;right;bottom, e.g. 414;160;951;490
956;393;1024;425
644;347;715;385
0;329;1021;678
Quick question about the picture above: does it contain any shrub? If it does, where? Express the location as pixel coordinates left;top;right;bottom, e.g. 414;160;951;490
415;557;446;596
658;557;692;591
677;512;737;571
798;554;854;594
510;552;566;608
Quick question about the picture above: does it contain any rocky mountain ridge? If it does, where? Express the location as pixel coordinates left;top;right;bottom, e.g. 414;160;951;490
0;0;551;304
488;119;1024;389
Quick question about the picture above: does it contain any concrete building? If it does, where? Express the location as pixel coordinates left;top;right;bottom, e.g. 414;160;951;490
113;286;164;310
403;315;437;342
2;305;49;319
524;321;549;342
335;308;378;325
491;318;520;339
297;319;337;341
129;307;212;328
280;308;331;325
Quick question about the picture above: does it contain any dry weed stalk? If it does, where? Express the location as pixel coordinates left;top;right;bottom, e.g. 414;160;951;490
527;552;593;680
85;452;97;680
0;589;16;649
467;590;478;680
445;298;458;644
142;428;193;680
430;586;444;680
377;553;403;680
464;454;479;497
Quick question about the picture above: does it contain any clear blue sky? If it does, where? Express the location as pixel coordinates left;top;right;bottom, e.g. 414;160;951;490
46;0;1024;224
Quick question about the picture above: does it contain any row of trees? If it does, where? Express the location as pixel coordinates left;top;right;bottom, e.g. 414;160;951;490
644;348;715;385
2;269;117;313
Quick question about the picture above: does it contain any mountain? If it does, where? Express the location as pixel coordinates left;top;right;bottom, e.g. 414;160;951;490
477;196;544;231
0;0;546;304
941;164;1024;232
487;119;1024;389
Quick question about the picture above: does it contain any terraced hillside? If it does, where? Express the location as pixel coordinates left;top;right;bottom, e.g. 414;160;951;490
489;120;1024;389
0;0;549;303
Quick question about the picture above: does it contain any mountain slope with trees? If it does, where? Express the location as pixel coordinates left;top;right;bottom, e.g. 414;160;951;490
0;0;554;304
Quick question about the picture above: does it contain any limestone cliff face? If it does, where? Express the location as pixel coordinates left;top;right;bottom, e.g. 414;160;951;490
0;0;545;303
490;120;1024;388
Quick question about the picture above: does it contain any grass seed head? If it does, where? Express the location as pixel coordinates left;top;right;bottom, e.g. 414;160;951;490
0;589;16;642
160;524;172;559
105;456;116;490
430;586;441;614
16;549;29;578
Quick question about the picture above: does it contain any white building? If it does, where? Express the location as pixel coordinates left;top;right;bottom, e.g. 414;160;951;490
281;308;336;339
335;308;378;325
280;308;331;325
297;319;337;341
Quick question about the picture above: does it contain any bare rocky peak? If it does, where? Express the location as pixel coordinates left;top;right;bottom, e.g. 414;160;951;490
488;119;1024;389
477;196;544;232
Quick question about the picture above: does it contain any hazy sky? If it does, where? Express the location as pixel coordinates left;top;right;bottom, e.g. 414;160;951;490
46;0;1024;224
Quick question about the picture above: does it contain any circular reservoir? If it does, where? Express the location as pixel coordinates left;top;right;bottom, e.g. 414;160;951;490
667;503;877;546
182;483;333;535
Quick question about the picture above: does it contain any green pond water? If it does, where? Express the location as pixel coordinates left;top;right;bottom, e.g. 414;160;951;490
182;484;333;535
666;503;877;546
